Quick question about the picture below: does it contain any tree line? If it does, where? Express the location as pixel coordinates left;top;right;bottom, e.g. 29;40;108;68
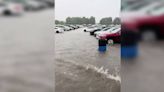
66;16;96;24
55;17;121;25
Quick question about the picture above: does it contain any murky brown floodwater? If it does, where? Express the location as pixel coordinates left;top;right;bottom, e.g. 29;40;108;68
55;28;120;92
0;10;55;92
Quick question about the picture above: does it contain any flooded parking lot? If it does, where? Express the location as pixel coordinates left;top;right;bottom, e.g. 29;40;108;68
122;42;164;92
0;10;55;92
55;28;121;92
0;9;120;92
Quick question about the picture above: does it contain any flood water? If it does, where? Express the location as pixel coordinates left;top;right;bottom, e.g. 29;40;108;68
0;10;55;92
55;28;121;92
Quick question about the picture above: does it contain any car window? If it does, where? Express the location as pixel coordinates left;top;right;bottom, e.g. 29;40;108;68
106;27;116;32
148;3;164;15
111;28;121;33
123;1;150;11
138;2;161;12
102;27;110;31
121;1;139;11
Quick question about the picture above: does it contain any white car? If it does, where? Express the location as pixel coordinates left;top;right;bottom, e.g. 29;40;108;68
56;25;71;31
54;27;64;33
84;26;98;32
64;26;72;31
0;2;24;15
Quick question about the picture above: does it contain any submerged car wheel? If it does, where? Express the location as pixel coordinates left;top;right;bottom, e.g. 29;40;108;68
90;32;93;35
108;39;114;45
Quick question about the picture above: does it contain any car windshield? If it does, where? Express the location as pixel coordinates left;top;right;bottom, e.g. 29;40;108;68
110;27;121;33
148;3;164;15
137;2;161;12
101;27;111;31
121;1;139;10
105;27;116;32
123;1;150;11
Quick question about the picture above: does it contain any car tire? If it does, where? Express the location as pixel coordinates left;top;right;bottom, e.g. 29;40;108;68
108;39;114;45
3;10;11;16
84;29;86;32
90;32;93;35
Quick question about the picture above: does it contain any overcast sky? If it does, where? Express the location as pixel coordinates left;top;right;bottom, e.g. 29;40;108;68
55;0;121;22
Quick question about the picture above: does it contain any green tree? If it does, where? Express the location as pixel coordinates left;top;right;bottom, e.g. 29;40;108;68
100;17;113;25
66;17;71;24
89;16;96;24
113;17;121;25
55;20;65;25
65;17;95;24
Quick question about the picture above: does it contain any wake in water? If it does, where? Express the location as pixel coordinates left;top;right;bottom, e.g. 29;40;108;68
56;59;121;83
86;65;121;83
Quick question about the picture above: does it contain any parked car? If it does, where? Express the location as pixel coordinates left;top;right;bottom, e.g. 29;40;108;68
24;0;46;11
4;0;46;11
65;25;74;30
64;26;73;30
96;27;120;38
38;0;54;8
70;25;78;29
55;27;64;33
64;26;72;31
94;26;117;37
90;26;112;35
66;25;76;30
122;1;164;41
84;26;97;32
56;25;70;31
0;2;23;16
76;25;83;28
98;27;121;43
90;28;102;35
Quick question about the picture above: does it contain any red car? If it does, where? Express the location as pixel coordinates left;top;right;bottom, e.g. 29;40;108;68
99;28;121;43
122;2;164;41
